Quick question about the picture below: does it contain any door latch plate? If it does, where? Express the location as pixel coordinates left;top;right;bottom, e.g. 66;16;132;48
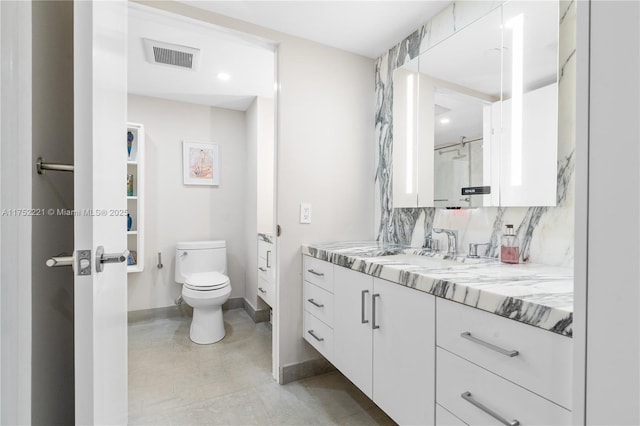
77;250;91;276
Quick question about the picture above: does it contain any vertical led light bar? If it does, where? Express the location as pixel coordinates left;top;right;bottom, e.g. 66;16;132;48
507;14;523;186
406;73;415;194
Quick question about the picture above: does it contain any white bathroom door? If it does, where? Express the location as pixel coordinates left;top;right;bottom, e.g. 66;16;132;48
73;1;128;424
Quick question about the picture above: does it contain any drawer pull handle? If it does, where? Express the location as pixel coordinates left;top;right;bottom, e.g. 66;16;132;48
307;298;324;308
361;290;369;324
258;287;266;294
372;293;380;329
461;392;520;426
258;267;267;272
307;330;324;342
460;332;519;357
307;269;325;277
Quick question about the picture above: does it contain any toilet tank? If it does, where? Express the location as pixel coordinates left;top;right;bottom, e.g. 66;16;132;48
175;240;227;283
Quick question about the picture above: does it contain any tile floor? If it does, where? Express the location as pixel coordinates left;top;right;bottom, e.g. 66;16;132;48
128;308;396;425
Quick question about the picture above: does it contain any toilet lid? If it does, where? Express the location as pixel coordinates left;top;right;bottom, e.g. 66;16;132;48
185;272;229;290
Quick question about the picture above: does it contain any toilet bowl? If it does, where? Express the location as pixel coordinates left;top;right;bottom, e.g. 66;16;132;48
175;241;232;344
182;272;231;344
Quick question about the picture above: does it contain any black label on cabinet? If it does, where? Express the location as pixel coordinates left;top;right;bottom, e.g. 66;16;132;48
462;186;491;195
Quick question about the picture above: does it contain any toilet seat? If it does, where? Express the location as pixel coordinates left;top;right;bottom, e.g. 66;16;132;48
184;271;230;291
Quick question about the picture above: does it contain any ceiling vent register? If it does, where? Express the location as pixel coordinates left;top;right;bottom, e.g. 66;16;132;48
143;38;200;71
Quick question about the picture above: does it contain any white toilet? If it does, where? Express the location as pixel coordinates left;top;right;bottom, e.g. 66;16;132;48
175;240;231;344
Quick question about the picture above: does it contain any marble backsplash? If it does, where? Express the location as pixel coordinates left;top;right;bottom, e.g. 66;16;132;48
374;0;576;267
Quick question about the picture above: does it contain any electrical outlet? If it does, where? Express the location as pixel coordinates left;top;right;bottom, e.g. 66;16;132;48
300;203;311;224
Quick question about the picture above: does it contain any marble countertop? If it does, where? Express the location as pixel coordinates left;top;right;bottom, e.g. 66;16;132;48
302;241;573;338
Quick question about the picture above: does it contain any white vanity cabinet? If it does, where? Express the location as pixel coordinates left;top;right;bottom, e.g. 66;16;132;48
257;238;275;307
302;257;336;360
371;276;435;425
436;403;467;426
437;348;571;425
330;263;435;425
436;298;572;424
333;266;373;397
302;254;572;426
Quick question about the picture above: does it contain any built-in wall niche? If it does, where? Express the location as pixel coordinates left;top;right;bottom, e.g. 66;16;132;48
392;1;559;208
127;122;144;273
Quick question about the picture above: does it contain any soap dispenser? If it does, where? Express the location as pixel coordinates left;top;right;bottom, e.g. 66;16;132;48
500;224;520;264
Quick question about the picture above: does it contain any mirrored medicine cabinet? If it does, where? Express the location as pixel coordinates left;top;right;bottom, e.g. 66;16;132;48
393;1;559;208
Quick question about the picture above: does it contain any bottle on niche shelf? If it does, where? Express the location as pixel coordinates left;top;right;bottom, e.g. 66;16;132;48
127;174;134;197
127;131;134;160
500;224;520;264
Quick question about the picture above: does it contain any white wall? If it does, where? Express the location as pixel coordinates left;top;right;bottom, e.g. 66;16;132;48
127;94;248;311
135;1;376;371
257;97;275;235
276;39;375;367
244;97;275;311
580;1;640;423
1;2;32;424
244;99;259;310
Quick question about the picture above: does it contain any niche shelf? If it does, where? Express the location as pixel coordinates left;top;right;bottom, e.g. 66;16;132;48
127;122;144;273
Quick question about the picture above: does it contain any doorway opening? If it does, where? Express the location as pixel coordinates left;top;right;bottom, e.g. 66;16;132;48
125;4;278;422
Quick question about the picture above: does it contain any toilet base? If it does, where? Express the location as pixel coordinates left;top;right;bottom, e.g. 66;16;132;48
182;284;231;345
190;306;226;344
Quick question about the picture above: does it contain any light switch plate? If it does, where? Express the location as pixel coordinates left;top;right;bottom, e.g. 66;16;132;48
300;203;311;224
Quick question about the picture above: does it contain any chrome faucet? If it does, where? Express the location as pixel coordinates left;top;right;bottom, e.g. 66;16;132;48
433;228;458;256
468;242;491;258
423;232;439;252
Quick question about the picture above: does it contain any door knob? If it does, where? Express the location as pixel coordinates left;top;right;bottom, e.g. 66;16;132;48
96;245;129;272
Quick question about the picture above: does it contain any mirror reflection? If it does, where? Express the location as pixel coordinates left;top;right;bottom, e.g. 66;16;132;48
420;7;502;208
433;90;488;208
392;1;559;209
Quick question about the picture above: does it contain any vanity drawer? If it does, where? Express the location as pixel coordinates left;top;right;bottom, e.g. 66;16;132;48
258;239;275;293
258;256;274;282
436;299;572;409
303;256;334;292
436;403;467;426
258;240;273;266
437;348;571;425
303;310;333;360
303;281;334;327
257;276;274;307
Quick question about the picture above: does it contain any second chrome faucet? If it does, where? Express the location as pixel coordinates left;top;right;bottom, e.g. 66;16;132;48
433;228;458;256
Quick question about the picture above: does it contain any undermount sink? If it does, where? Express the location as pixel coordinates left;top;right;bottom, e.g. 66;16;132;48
372;254;492;268
373;253;493;269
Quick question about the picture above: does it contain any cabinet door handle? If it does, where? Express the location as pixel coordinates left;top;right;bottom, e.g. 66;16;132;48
461;392;520;426
307;330;324;342
266;250;271;268
258;287;266;294
372;293;380;329
361;290;369;324
460;332;519;357
307;269;324;277
258;267;267;272
307;298;324;308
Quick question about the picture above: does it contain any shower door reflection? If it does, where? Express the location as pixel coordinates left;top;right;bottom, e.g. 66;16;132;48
433;88;493;208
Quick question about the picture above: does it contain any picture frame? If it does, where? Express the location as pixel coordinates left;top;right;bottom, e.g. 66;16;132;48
182;141;219;186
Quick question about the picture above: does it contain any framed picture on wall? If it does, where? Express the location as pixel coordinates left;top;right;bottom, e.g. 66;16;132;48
182;141;219;186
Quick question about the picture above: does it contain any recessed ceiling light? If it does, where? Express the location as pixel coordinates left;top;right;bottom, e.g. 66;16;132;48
217;72;230;81
440;118;450;124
